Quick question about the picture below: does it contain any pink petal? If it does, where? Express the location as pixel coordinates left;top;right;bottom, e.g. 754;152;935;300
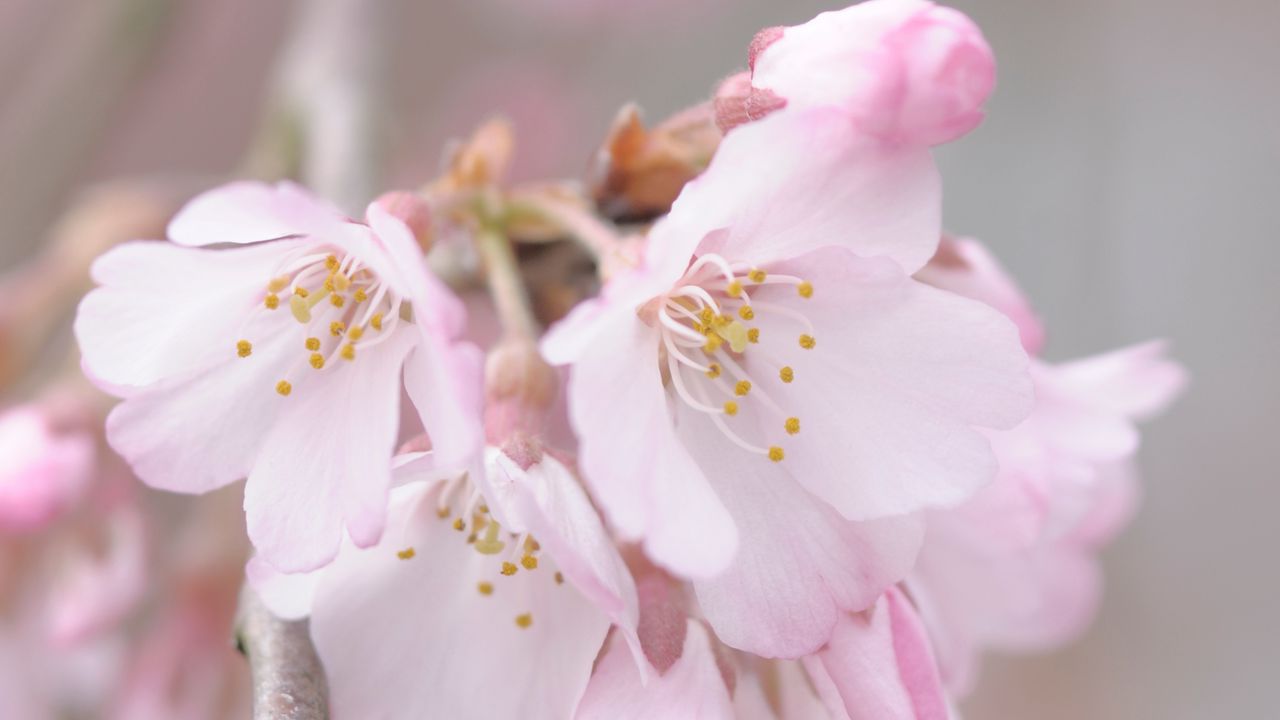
565;316;737;579
0;407;94;533
245;326;418;572
663;107;940;274
750;247;1032;520
311;482;609;720
576;621;734;720
363;202;466;338
807;588;949;720
75;239;304;390
679;398;923;658
402;333;485;472
167;181;345;247
1049;340;1188;422
244;555;320;621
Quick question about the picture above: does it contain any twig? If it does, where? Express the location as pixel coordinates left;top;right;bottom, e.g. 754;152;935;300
234;586;330;720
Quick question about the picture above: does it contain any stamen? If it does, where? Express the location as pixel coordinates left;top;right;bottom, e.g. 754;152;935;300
309;353;325;370
324;255;339;271
396;547;415;560
340;344;356;361
780;366;794;383
554;572;565;585
501;562;518;576
236;340;253;358
371;314;384;331
799;334;816;349
748;268;767;283
797;281;813;299
748;328;760;344
294;287;310;298
477;582;494;596
330;322;346;337
347;326;365;341
452;518;466;532
723;401;738;416
785;417;800;435
768;446;785;462
726;280;743;298
329;293;346;308
738;305;755;321
734;380;751;396
305;337;321;351
515;613;533;629
705;363;721;379
353;288;368;303
521;554;538;570
275;380;292;397
264;293;280;310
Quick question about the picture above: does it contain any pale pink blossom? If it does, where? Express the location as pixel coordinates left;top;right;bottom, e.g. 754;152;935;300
75;181;484;572
722;0;995;146
250;442;640;719
0;405;94;534
543;108;1032;657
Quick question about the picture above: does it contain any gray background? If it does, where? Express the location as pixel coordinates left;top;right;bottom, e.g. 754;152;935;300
0;1;1274;717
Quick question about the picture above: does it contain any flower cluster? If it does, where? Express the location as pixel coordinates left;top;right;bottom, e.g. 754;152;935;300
0;0;1184;718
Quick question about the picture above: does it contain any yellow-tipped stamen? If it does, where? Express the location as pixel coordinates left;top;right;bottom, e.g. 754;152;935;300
705;363;721;379
768;446;785;462
309;353;325;370
554;572;564;585
452;518;466;532
264;293;280;310
396;547;415;560
330;321;346;337
785;417;800;435
738;305;755;321
347;326;365;341
324;255;339;271
340;344;356;361
236;340;253;358
723;401;739;416
329;293;345;308
477;582;494;596
747;328;760;344
748;268;767;283
275;380;292;397
353;288;368;303
703;334;724;354
501;562;518;576
436;506;451;519
726;280;743;298
799;334;816;350
734;380;751;396
371;314;384;331
305;337;321;351
521;554;538;570
797;281;813;299
515;613;533;629
294;287;310;298
780;366;794;383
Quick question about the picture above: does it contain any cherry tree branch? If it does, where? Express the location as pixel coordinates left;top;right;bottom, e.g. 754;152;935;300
234;586;330;720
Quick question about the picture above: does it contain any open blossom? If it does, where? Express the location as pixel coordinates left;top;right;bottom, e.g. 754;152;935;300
718;0;994;146
0;406;93;534
909;237;1187;692
75;182;483;572
544;107;1032;657
248;438;641;720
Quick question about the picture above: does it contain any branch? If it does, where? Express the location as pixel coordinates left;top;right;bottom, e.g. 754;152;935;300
234;586;330;720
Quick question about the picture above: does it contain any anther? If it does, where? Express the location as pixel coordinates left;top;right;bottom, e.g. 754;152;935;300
501;562;518;576
515;613;533;629
310;353;325;370
726;280;743;298
353;288;368;303
294;287;310;298
799;334;816;349
797;281;813;299
734;380;751;396
521;554;538;570
785;417;800;435
477;582;494;596
330;322;346;337
554;572;565;585
703;334;724;354
371;314;384;331
779;366;794;383
347;326;364;341
340;344;356;361
324;255;339;271
436;507;451;519
236;340;253;358
452;518;466;532
396;547;415;560
698;307;715;325
264;293;280;310
748;269;767;283
748;328;760;344
705;363;721;379
723;401;739;416
305;337;321;351
738;305;755;320
329;294;345;308
768;446;785;462
275;380;292;397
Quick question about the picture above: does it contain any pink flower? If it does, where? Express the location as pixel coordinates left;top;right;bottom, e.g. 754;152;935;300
543;108;1032;656
0;405;93;534
74;181;484;572
720;0;995;146
249;443;641;719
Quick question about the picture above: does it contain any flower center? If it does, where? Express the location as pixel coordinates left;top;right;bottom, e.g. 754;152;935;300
654;253;814;463
232;245;406;396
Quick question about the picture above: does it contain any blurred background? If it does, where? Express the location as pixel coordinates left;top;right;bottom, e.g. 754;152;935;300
0;0;1274;717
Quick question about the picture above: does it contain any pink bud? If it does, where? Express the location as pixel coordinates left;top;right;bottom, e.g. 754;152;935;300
373;191;433;250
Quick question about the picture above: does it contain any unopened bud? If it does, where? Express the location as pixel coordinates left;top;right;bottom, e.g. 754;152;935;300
484;341;559;441
374;191;433;251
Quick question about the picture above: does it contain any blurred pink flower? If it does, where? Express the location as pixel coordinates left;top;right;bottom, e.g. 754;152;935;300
0;405;93;534
75;181;484;573
543;108;1031;657
724;0;995;146
249;441;641;719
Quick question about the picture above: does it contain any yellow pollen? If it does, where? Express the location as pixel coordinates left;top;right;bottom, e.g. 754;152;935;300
290;295;311;323
347;326;365;341
236;340;252;358
340;344;356;361
396;547;415;560
323;276;335;292
436;506;451;519
333;273;351;292
466;533;478;544
735;380;752;396
452;518;466;532
780;366;795;383
294;287;310;298
554;572;564;585
705;363;721;379
797;281;814;299
264;293;280;310
309;353;325;370
305;337;321;351
738;305;755;321
723;401;739;416
477;582;494;596
703;334;724;354
747;328;760;344
515;613;533;629
501;562;518;576
267;276;290;293
479;504;490;514
329;293;345;308
799;334;816;349
698;307;714;325
325;255;339;270
768;446;785;462
785;417;800;435
330;321;346;337
371;314;384;331
524;537;540;552
748;268;767;283
275;380;292;397
726;280;743;298
521;554;539;570
353;288;368;303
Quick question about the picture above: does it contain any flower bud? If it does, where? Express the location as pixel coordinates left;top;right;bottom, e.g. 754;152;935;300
484;340;559;441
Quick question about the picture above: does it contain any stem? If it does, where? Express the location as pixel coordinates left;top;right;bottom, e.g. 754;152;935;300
234;586;330;720
476;223;540;341
508;192;624;263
